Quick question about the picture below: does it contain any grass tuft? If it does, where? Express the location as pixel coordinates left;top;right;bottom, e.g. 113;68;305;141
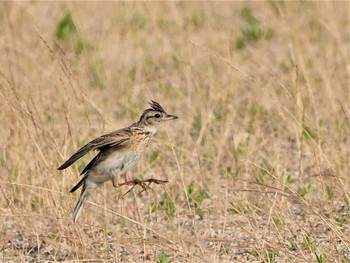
56;12;76;41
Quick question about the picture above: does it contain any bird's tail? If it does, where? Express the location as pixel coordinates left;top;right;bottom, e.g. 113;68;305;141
71;184;93;223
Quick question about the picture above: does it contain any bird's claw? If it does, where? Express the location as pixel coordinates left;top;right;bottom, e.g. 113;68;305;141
118;178;168;197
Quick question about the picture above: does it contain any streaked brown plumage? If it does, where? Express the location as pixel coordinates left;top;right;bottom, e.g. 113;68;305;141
58;101;178;222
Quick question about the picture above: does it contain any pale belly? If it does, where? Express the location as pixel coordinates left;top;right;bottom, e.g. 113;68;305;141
90;151;143;183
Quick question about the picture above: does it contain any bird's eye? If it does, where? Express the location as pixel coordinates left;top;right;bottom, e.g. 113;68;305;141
155;113;161;118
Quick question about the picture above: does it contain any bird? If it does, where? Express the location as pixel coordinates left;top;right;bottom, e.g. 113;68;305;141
57;100;178;223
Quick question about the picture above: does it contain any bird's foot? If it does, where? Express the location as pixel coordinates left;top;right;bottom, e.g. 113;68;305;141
118;178;168;197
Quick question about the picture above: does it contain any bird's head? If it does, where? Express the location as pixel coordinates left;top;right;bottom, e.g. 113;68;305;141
138;100;178;132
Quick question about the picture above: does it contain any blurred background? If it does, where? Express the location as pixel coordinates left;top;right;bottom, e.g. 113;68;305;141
0;2;349;262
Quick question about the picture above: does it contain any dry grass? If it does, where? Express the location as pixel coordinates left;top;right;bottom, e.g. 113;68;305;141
0;2;349;262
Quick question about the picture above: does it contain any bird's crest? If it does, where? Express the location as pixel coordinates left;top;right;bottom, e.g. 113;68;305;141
149;100;165;113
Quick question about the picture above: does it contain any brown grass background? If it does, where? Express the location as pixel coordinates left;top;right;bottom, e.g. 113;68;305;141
0;2;349;262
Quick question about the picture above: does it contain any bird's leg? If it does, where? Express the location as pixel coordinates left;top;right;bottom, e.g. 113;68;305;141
112;176;119;188
111;173;127;188
117;178;169;197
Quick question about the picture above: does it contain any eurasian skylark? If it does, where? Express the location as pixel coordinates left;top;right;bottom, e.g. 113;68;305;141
58;101;178;222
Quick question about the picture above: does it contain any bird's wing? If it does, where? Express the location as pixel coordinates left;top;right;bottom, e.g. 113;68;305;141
57;128;132;170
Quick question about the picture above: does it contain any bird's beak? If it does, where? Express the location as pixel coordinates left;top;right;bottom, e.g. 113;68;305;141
165;114;179;121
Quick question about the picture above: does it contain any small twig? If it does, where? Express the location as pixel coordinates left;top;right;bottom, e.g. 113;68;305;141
188;40;256;84
341;103;350;135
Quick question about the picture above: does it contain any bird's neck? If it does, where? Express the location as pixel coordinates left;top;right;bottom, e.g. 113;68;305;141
144;125;158;135
132;121;158;135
